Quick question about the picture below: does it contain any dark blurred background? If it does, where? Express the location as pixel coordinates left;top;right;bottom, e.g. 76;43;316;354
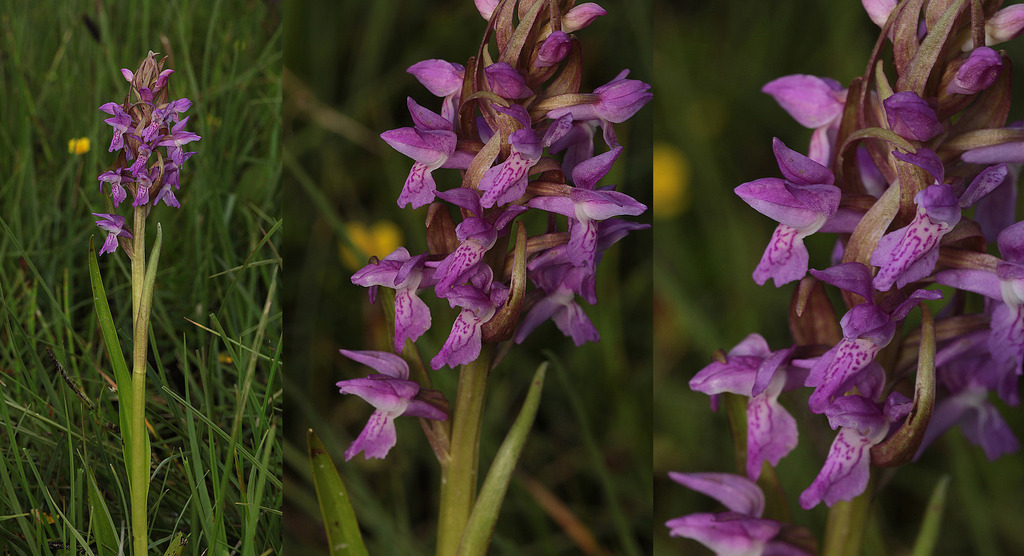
282;1;652;553
654;1;1024;554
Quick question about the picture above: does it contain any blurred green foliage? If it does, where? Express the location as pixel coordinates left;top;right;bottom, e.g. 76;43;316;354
282;0;652;553
654;1;1024;554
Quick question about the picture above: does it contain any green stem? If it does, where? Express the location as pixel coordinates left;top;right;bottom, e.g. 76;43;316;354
436;346;492;556
822;474;874;556
130;210;159;555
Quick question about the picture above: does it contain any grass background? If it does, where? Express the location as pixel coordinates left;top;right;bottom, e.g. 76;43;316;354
281;0;653;553
653;1;1024;554
0;1;282;554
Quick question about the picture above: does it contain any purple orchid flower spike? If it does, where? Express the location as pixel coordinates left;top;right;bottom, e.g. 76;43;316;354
871;182;961;291
883;91;944;142
351;247;435;353
336;349;447;461
689;334;801;480
762;74;846;165
93;213;133;255
514;264;599;346
666;472;812;555
799;394;907;509
735;138;841;286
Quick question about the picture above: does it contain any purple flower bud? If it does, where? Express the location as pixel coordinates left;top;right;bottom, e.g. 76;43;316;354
407;59;465;97
536;31;572;68
591;70;652;123
484;62;532;99
948;47;1003;95
562;3;607;33
985;4;1024;46
883;91;943;141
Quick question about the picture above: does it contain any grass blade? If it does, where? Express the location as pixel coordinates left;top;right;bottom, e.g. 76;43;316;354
86;468;120;555
911;475;951;556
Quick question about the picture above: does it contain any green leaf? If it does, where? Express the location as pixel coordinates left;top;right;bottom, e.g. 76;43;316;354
308;428;368;556
87;236;135;468
86;468;120;555
160;532;189;556
457;363;546;556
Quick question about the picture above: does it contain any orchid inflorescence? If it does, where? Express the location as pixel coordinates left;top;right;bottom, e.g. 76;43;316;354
336;0;651;462
670;1;1024;553
94;51;200;256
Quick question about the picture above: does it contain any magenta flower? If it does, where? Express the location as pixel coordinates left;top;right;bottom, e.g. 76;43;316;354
351;247;435;353
430;273;508;370
98;168;133;207
337;349;447;460
734;138;841;286
689;334;801;480
93;213;132;255
514;265;599;346
484;62;533;99
156;116;202;166
562;3;607;33
667;472;811;555
99;102;133;153
799;394;906;509
871;182;960;292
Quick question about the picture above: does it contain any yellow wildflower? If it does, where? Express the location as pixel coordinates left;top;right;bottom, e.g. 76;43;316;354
340;220;403;270
67;137;91;155
653;143;690;219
